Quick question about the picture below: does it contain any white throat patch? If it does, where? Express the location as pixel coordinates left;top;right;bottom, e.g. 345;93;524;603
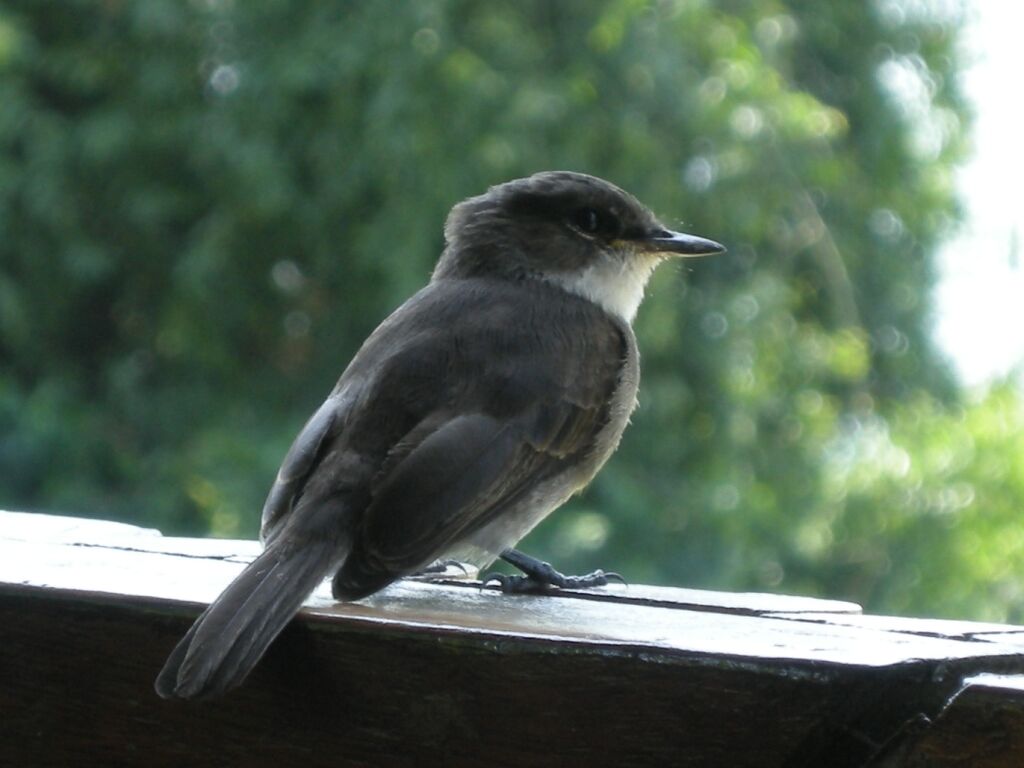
544;252;659;324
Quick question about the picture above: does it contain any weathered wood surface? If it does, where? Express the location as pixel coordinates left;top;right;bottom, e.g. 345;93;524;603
3;509;1024;767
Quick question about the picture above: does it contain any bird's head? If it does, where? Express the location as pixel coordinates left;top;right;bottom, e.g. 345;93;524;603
433;171;725;322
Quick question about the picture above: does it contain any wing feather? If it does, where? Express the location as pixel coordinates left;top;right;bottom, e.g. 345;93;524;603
332;396;607;596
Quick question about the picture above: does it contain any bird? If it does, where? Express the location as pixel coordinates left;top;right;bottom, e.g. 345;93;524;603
155;170;724;699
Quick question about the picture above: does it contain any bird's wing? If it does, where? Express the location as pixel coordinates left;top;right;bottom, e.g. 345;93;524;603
332;387;613;597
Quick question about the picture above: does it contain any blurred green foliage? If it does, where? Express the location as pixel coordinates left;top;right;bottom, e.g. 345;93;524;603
2;0;1020;620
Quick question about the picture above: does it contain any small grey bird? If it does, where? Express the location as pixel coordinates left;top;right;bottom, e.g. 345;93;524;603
155;171;724;699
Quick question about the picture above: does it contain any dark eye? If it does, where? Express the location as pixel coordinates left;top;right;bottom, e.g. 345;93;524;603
572;207;607;236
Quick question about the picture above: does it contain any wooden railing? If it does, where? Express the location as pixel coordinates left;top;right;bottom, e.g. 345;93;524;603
2;509;1024;766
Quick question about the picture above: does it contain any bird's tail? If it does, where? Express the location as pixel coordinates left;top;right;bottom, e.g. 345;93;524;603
155;535;343;700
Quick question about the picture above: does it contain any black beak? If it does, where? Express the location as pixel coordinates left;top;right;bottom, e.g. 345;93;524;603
636;228;726;257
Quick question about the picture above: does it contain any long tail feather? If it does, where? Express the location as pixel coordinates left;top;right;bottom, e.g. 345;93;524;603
155;537;342;699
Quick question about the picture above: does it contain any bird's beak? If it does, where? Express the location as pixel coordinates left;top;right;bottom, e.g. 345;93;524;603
632;228;726;257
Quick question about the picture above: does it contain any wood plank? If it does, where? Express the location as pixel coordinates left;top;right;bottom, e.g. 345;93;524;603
4;509;1024;766
769;611;1024;640
870;674;1024;767
0;510;862;615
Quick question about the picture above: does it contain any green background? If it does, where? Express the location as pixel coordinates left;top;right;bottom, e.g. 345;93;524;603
4;0;1022;621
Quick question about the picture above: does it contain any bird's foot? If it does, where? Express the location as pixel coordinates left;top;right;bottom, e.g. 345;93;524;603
482;549;625;594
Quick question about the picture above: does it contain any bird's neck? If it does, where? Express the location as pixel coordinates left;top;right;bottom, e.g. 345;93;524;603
433;244;659;325
540;252;658;324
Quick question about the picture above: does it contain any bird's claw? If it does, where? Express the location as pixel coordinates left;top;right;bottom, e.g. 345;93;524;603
481;564;626;593
409;559;472;580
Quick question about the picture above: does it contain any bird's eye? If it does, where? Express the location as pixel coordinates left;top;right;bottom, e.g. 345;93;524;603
572;208;605;235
